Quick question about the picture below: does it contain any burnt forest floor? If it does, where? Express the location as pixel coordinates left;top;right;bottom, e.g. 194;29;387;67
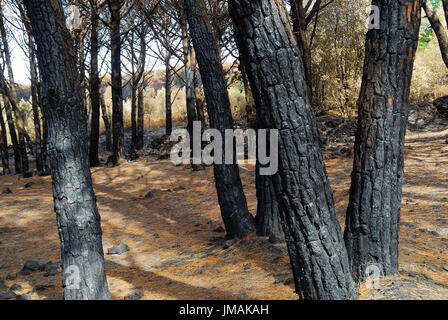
0;124;447;300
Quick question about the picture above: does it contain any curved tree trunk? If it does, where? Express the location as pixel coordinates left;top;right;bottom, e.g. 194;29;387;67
422;0;448;69
185;0;254;239
23;0;111;300
229;0;356;299
344;0;421;281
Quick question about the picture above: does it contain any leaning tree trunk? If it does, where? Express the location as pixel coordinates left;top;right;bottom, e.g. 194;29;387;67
185;0;254;239
89;5;101;167
229;0;356;299
422;0;448;69
344;0;421;281
23;0;111;300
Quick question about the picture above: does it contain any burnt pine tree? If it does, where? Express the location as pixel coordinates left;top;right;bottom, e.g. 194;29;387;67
185;0;254;239
89;0;101;167
108;0;124;165
23;0;111;300
229;0;356;299
344;0;421;281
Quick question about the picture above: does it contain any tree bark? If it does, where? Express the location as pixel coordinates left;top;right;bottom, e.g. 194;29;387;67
422;0;448;69
185;0;254;239
108;0;124;165
137;85;145;150
344;0;421;281
0;106;9;174
23;0;111;300
229;0;356;299
89;4;101;167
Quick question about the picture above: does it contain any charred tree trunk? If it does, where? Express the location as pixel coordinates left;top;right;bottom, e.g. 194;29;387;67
185;0;254;239
344;0;421;281
137;85;145;150
89;6;101;167
255;164;282;238
229;0;356;299
1;96;20;174
131;29;146;153
23;0;111;300
108;0;124;165
290;0;315;102
0;106;9;174
165;47;173;137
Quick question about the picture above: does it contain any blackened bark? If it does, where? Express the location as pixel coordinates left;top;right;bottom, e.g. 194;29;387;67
89;5;101;167
131;29;146;152
229;0;356;299
255;165;282;237
344;0;421;281
108;0;124;165
0;107;9;174
185;0;254;239
23;0;111;300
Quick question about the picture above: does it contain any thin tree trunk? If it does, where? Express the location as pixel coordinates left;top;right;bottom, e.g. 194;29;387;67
23;0;111;300
185;0;254;239
89;5;101;167
290;0;315;102
165;49;173;136
0;106;9;174
108;0;124;165
344;0;421;281
229;0;356;299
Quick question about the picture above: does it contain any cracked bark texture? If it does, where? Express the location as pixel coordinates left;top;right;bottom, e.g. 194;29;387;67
344;0;421;281
185;0;254;239
23;0;111;300
229;0;356;299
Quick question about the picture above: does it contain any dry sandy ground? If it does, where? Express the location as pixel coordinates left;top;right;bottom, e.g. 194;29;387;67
0;137;447;300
